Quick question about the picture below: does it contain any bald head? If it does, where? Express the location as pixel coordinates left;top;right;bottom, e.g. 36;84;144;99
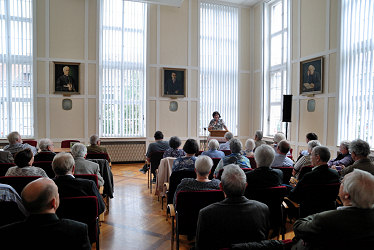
21;178;59;214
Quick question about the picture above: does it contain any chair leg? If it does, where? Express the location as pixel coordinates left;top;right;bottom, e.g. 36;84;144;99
147;168;150;189
150;173;153;194
176;216;179;250
96;218;100;250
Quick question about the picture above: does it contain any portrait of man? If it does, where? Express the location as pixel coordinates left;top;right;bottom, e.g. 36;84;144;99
301;57;323;94
55;63;79;93
163;69;185;97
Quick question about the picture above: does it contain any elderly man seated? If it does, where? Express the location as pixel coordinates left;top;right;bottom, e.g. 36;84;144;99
87;134;111;162
293;140;321;179
34;138;56;162
219;131;233;150
3;131;37;156
293;169;374;249
254;130;266;149
71;143;104;187
327;140;353;169
214;139;251;177
271;140;294;167
201;139;225;158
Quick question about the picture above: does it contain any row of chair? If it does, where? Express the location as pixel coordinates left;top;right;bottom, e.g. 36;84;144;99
22;139;80;148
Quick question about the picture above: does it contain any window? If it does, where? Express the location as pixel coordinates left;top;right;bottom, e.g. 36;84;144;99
100;0;147;137
263;0;289;136
0;0;33;138
200;2;238;135
338;0;374;146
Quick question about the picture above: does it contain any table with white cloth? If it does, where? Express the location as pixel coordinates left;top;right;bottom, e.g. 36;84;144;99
155;157;176;196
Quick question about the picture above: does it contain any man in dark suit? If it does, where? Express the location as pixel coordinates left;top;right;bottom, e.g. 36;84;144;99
195;164;270;250
246;144;283;188
165;71;183;95
293;169;374;249
0;177;91;250
52;152;105;215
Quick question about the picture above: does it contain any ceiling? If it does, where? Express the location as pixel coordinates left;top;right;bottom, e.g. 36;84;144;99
142;0;263;8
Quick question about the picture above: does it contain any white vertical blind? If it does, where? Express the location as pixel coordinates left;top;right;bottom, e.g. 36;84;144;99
339;0;374;146
200;2;238;136
100;0;147;137
0;0;33;138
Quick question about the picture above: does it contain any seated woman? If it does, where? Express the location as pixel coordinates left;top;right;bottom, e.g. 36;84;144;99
6;148;48;177
328;140;354;169
293;140;321;179
172;139;199;172
201;139;225;159
163;136;185;158
242;139;255;157
173;155;221;204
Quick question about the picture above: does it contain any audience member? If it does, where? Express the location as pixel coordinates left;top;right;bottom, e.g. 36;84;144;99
201;139;225;158
34;138;56;162
246;144;283;188
219;131;233;150
3;131;37;156
52;152;105;215
293;169;374;249
214;139;251;177
0;178;91;250
0;150;13;163
0;183;28;216
173;155;220;204
87;134;111;162
272;132;286;151
339;139;374;177
327;140;353;168
242;138;255;157
71;143;104;187
254;130;266;149
195;164;270;250
271;140;294;167
163;136;185;158
293;140;321;179
298;132;318;158
5;149;48;177
172;139;199;172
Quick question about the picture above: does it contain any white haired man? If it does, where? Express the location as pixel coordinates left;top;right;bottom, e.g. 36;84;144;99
219;131;234;150
201;139;225;158
3;131;37;156
34;138;56;162
254;130;266;149
87;134;111;162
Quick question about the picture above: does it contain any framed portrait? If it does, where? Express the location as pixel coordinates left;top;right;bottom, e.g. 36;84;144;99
162;68;186;98
54;62;80;94
300;56;323;95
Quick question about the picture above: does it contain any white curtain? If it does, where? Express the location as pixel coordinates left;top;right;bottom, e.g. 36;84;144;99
338;0;374;146
0;0;33;138
200;2;238;135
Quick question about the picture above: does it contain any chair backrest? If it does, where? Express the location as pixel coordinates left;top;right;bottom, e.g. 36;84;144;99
22;140;37;147
298;165;313;180
0;163;16;176
196;150;203;156
271;166;293;184
149;151;165;174
86;153;110;161
33;161;54;178
0;176;41;195
209;158;221;180
61;140;80;148
74;174;99;189
220;150;231;156
0;201;26;227
247;156;257;169
175;190;225;236
56;196;99;244
167;170;197;205
216;168;252;180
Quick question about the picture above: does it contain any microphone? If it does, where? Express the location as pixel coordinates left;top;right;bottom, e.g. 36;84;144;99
204;127;207;131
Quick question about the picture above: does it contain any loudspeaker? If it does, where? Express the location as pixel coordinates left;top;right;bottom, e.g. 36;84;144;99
282;95;292;122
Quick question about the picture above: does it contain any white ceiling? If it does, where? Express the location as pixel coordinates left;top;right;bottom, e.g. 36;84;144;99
219;0;262;7
141;0;262;8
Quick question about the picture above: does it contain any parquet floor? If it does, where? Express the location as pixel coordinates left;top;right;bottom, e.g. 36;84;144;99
94;163;295;250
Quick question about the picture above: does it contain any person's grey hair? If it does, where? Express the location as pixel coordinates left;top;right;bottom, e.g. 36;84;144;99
349;139;370;157
52;152;75;175
7;131;20;144
224;132;233;141
278;140;290;154
312;146;331;162
208;139;219;150
195;155;213;176
221;164;247;197
245;139;255;151
230;139;242;153
255;130;263;140
273;132;286;143
307;140;321;150
90;134;100;145
340;140;350;151
342;169;374;209
71;143;87;158
39;138;53;151
254;145;275;167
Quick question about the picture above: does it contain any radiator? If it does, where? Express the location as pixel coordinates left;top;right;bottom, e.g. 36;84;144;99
101;141;146;163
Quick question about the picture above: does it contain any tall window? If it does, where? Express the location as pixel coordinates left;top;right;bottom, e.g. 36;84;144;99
200;2;238;135
263;0;289;136
100;0;147;137
0;0;33;138
338;0;374;146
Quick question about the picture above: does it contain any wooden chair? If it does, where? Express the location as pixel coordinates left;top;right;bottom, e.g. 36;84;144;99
220;150;231;156
22;140;37;147
33;161;54;178
147;151;165;193
272;166;293;184
208;158;221;180
0;200;27;227
0;176;41;195
61;140;80;148
0;162;16;176
56;196;100;250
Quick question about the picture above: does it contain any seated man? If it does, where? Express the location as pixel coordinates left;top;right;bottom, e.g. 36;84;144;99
173;155;221;204
195;164;270;250
87;134;111;162
214;139;251;177
0;178;91;250
201;139;225;158
3;131;37;156
272;132;286;151
52;152;105;215
327;140;353;169
172;139;199;172
293;140;321;179
0;150;13;163
219;131;233;150
71;143;104;187
271;140;294;167
246;144;283;188
34;138;56;162
293;169;374;249
254;130;266;149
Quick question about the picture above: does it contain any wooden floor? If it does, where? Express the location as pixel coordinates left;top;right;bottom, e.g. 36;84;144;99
94;163;295;250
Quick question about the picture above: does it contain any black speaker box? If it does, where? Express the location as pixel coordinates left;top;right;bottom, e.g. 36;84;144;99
282;95;292;122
